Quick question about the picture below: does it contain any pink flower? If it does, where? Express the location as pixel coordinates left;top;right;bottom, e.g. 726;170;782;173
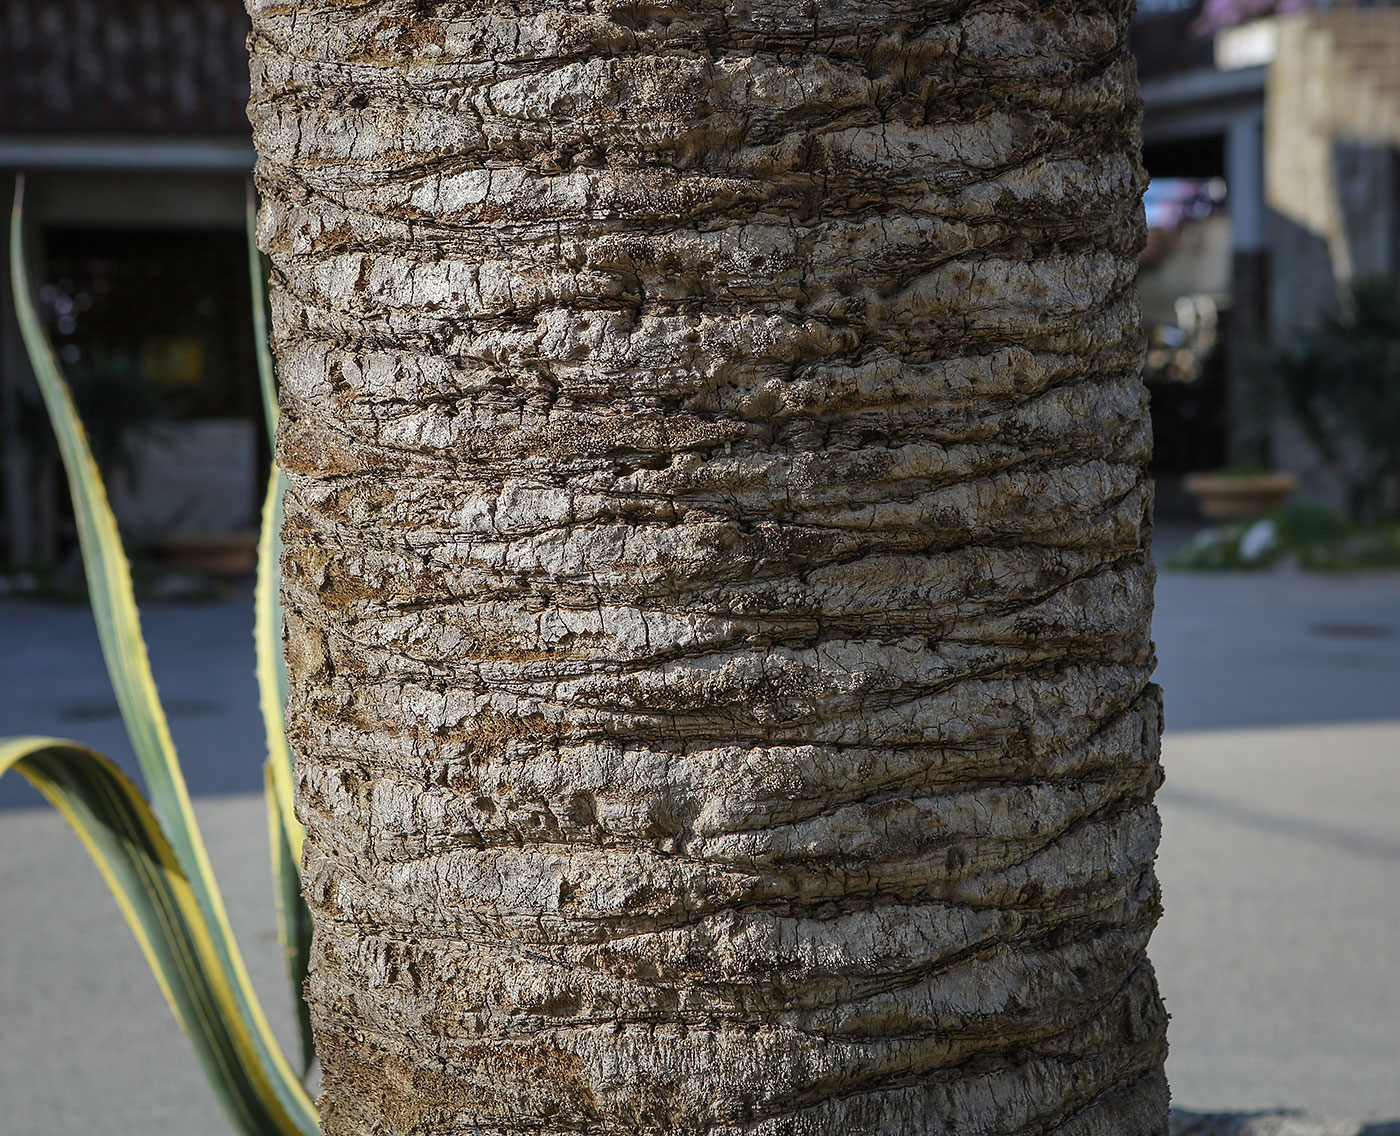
1192;0;1311;35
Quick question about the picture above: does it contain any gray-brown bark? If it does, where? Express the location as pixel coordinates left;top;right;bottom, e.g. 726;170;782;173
247;0;1169;1132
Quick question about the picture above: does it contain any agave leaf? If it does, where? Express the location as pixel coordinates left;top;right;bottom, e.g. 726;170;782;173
258;465;314;1077
249;188;299;861
256;470;297;853
0;737;311;1136
247;185;315;1075
247;183;278;448
10;176;319;1132
265;764;316;1078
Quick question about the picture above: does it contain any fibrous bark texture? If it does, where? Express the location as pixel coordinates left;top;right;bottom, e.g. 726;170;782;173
247;1;1169;1132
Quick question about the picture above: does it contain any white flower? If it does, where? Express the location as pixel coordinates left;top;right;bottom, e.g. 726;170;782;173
1239;518;1280;564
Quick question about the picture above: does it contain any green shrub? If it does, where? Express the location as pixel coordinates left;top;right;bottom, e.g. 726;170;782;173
1272;276;1400;522
1168;502;1400;572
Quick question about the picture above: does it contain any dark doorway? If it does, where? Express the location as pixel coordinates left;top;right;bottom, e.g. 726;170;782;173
1140;135;1233;509
26;225;263;549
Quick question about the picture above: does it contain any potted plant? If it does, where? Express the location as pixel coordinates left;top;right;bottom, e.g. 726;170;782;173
159;529;260;576
1182;464;1300;521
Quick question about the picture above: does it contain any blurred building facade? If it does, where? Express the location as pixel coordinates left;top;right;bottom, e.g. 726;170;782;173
0;0;257;566
2;0;1399;563
1133;0;1400;509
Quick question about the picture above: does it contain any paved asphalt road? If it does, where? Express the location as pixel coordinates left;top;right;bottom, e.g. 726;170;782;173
1;555;1398;1133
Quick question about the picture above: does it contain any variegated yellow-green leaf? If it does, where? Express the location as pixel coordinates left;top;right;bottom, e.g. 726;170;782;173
248;182;315;1076
257;469;298;858
0;738;308;1136
248;182;279;448
10;175;319;1133
265;764;315;1078
249;187;299;865
258;465;313;1077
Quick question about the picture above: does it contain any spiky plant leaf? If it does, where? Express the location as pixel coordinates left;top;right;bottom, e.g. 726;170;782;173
265;762;315;1078
9;176;319;1132
0;738;310;1136
248;182;279;449
257;467;313;1077
247;184;315;1075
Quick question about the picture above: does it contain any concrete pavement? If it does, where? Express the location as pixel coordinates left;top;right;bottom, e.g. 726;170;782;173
1;560;1398;1133
1154;721;1400;1118
0;593;267;809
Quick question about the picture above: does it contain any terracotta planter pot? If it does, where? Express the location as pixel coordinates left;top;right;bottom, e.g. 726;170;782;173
1182;472;1300;521
160;531;259;577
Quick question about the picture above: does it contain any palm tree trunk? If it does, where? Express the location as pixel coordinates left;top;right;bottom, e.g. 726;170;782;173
247;0;1168;1132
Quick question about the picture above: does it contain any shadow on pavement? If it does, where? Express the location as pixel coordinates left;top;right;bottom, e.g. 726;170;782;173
1153;552;1400;732
0;593;265;810
1158;782;1400;863
1172;1110;1400;1135
5;552;1400;808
